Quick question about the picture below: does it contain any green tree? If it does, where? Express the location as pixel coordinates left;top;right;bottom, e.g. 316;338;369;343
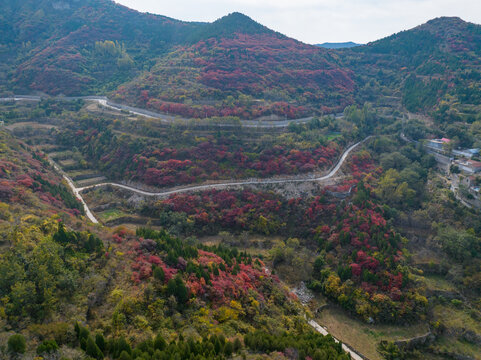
95;333;106;353
153;334;167;351
119;350;132;360
86;336;104;360
167;276;189;304
377;341;405;360
36;340;59;355
153;266;165;283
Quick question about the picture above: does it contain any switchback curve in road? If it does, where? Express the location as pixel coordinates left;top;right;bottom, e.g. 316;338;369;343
47;157;99;223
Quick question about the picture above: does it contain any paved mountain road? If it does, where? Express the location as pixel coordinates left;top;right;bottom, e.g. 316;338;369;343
64;137;370;223
76;138;370;199
1;95;343;128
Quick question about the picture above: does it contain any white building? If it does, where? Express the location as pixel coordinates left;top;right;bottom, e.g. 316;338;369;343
453;159;481;175
452;148;480;159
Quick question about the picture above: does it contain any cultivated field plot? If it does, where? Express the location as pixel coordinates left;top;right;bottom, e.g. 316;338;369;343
96;208;130;223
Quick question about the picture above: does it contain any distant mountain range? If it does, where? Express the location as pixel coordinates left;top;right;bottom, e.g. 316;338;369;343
316;42;361;49
1;0;480;119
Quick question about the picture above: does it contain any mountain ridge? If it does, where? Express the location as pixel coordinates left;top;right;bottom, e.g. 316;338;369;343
1;1;481;118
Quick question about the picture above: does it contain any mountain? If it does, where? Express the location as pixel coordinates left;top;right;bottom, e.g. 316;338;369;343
316;42;360;49
1;2;481;120
0;1;355;118
0;0;205;95
114;12;355;119
343;17;481;116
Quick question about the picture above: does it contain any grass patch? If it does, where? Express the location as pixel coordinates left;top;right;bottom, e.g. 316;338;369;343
316;306;429;360
76;176;107;187
97;209;129;223
432;304;481;334
433;334;481;359
66;169;99;178
58;159;78;167
326;133;342;141
48;150;75;160
418;275;456;292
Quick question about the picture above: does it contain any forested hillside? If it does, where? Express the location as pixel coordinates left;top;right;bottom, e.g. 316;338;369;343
0;0;204;95
345;17;481;119
0;127;352;359
2;2;481;359
2;2;481;120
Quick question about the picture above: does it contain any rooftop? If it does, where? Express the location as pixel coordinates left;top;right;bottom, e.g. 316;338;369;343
455;159;481;168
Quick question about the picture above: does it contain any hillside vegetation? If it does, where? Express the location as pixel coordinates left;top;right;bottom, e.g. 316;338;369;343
1;2;481;360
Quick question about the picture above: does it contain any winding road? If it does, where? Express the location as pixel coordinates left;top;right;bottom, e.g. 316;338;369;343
63;137;369;223
1;97;366;222
1;95;343;128
77;138;369;196
0;95;372;360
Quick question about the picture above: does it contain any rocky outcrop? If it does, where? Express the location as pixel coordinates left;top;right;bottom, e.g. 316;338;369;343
291;282;314;305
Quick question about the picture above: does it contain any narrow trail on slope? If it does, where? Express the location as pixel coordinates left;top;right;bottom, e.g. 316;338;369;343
76;137;371;198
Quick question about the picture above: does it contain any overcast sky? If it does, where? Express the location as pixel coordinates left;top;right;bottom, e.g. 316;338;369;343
114;0;481;44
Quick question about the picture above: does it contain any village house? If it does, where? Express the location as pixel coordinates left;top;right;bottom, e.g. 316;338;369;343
453;159;481;175
452;148;480;159
427;138;451;151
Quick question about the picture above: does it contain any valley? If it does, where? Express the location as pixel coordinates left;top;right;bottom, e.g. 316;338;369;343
0;1;481;360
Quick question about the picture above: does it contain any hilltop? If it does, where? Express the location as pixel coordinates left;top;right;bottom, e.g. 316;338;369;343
187;12;285;42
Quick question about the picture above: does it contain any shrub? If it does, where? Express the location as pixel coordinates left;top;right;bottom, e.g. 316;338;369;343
451;299;462;308
153;334;167;351
119;350;132;360
37;339;59;355
8;334;26;354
